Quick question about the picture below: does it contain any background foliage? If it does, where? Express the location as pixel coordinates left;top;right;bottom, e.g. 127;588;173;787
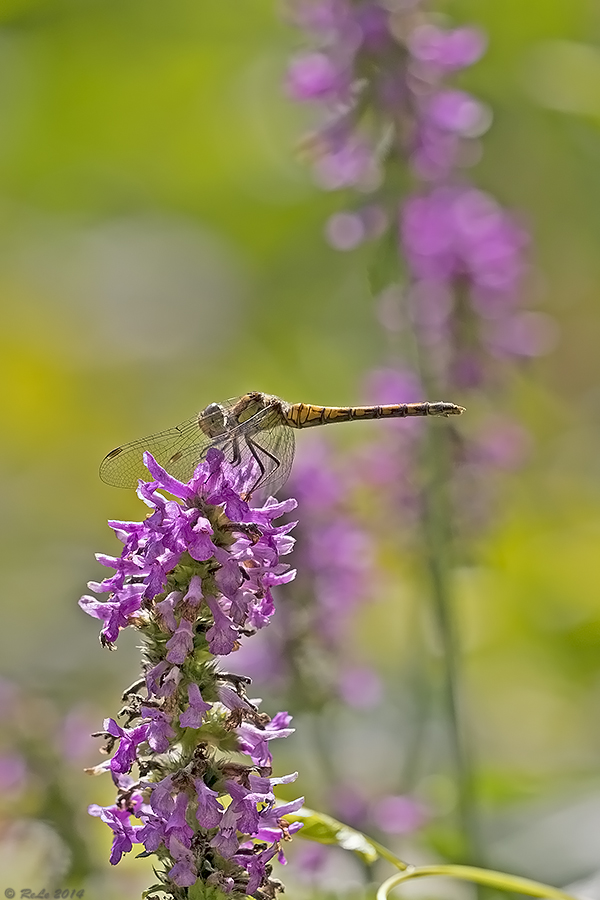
2;0;600;894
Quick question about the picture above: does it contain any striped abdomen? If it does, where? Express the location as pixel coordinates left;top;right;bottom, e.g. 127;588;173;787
285;401;464;429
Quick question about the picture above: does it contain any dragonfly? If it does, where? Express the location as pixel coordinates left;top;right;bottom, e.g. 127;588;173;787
100;391;465;496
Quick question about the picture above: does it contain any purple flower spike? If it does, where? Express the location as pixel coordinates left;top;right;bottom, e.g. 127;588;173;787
82;444;299;895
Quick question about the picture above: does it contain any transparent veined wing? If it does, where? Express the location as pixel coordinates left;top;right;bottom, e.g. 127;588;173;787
99;396;245;489
239;414;296;497
99;415;211;488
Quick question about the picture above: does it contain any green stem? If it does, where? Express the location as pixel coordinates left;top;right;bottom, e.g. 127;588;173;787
417;354;481;865
377;864;578;900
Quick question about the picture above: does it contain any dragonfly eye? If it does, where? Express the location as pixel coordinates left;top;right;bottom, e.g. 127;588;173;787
198;402;228;438
201;402;222;417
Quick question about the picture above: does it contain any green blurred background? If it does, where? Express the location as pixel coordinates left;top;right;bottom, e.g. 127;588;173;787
3;0;600;894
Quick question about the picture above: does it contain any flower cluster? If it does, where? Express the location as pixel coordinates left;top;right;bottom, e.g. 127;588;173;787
80;450;302;897
285;0;552;532
285;0;553;371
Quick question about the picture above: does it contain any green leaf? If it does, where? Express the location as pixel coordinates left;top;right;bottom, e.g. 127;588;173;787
188;881;231;900
284;807;406;869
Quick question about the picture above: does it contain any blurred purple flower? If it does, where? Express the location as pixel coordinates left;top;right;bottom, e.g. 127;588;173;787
292;841;330;879
485;310;558;358
331;783;369;827
59;706;99;762
401;187;526;295
372;794;428;834
287;52;347;101
338;665;383;708
409;25;486;73
473;417;533;470
314;136;377;190
355;2;390;52
0;753;27;794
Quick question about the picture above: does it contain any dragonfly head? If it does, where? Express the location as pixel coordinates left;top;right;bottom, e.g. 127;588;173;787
198;402;228;438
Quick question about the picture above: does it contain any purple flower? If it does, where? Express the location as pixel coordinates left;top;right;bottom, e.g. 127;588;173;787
166;616;195;664
136;814;167;853
204;595;239;656
78;584;144;646
325;211;365;250
88;803;137;865
401;187;526;299
252;793;305;843
168;836;197;888
409;24;486;72
150;775;175;817
233;845;279;896
211;802;243;858
286;52;346;101
337;665;383;708
236;710;295;767
289;0;351;36
182;575;203;609
0;754;27;793
164;792;194;847
155;591;180;632
140;707;175;753
179;683;211;728
146;660;181;698
355;2;390;52
194;778;223;828
314;136;377;191
426;90;487;137
103;718;149;775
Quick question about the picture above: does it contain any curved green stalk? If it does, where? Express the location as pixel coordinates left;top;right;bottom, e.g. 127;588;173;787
377;864;578;900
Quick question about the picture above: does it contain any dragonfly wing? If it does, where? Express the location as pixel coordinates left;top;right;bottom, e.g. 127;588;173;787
253;423;296;497
234;409;296;497
99;415;211;489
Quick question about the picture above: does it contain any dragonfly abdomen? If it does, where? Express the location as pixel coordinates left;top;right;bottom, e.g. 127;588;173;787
286;401;464;429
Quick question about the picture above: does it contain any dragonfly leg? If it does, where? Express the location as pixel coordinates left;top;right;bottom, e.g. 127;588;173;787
229;436;242;466
243;433;280;497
